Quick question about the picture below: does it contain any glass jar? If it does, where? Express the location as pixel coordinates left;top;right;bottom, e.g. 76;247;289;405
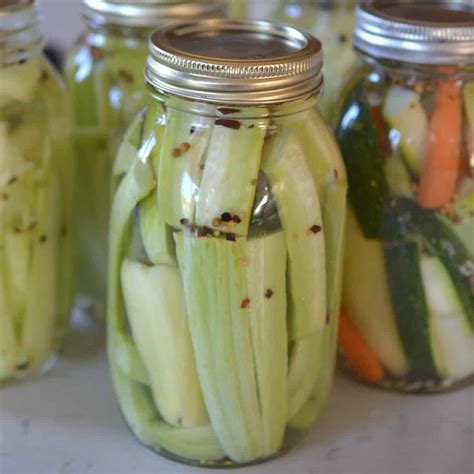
0;0;75;382
108;19;347;466
269;0;356;119
228;0;247;18
335;1;474;392
64;0;227;316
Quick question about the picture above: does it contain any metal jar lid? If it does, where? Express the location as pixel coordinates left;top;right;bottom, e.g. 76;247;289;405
146;19;323;105
354;1;474;65
81;0;227;28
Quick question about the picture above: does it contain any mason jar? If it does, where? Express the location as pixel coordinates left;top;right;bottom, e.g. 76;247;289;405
228;0;247;18
108;19;347;466
334;0;474;392
269;0;356;119
0;0;75;382
64;0;227;316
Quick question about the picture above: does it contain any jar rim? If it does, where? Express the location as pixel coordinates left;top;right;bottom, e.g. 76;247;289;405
354;0;474;66
146;19;324;105
81;0;227;28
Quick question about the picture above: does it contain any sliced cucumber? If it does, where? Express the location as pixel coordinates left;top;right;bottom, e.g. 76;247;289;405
383;85;428;176
335;81;389;239
246;232;288;456
262;127;326;339
196;111;267;236
120;259;208;428
421;257;474;380
21;176;60;375
343;207;409;376
138;191;175;266
175;234;264;462
384;241;438;378
463;82;474;138
109;329;150;385
385;156;414;198
158;109;212;229
390;198;474;332
0;58;41;108
110;363;225;461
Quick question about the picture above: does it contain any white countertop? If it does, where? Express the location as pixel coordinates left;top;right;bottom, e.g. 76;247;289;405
1;313;473;474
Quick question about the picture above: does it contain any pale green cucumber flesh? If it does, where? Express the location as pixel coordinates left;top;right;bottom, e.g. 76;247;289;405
262;127;327;339
421;257;474;380
196;114;267;236
382;85;428;176
158;109;212;229
120;259;208;428
246;232;288;456
110;363;225;461
343;207;409;376
138;191;176;265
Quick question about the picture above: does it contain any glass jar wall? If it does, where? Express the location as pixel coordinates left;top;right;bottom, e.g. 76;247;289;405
269;0;356;119
64;0;226;316
0;0;75;382
335;1;474;392
108;20;347;466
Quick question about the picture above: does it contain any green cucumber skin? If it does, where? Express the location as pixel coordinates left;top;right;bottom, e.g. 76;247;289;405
335;80;389;239
110;363;225;462
384;241;438;378
262;127;327;339
246;232;288;456
386;198;474;333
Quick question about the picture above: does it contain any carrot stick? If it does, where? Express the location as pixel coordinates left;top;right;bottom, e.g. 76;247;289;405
418;79;462;209
338;309;384;383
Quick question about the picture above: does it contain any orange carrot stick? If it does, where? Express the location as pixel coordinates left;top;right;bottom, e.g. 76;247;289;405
338;309;384;383
418;79;462;209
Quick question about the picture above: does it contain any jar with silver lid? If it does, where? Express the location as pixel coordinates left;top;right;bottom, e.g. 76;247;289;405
269;1;357;119
64;0;227;317
108;19;347;465
334;0;474;392
0;0;75;382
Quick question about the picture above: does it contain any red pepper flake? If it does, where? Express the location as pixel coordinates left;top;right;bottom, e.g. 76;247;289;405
212;217;222;227
215;119;241;130
198;226;211;237
180;218;189;226
39;235;47;244
217;107;241;115
39;69;49;84
333;169;339;181
232;215;242;224
7;176;17;185
221;212;232;223
248;124;255;129
90;46;105;60
172;147;182;158
27;221;38;231
250;179;258;186
226;233;236;242
326;312;331;324
16;361;29;371
118;69;134;83
199;163;205;171
338;34;348;43
181;142;191;153
309;224;322;234
265;289;273;299
240;298;250;309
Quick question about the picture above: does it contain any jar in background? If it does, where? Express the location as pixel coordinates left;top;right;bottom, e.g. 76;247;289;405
108;19;347;466
64;0;227;317
269;0;356;119
0;0;75;381
335;0;474;392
